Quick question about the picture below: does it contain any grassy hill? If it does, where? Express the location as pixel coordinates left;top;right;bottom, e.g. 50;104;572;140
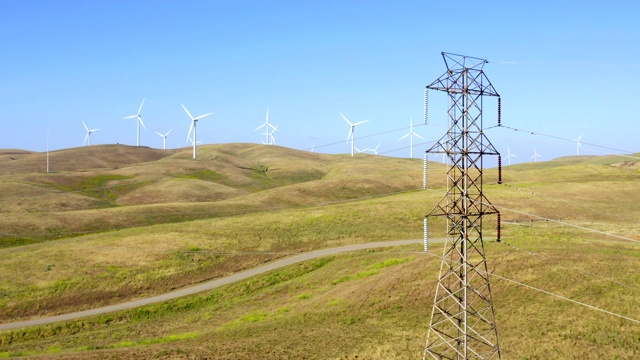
0;143;442;246
0;145;638;358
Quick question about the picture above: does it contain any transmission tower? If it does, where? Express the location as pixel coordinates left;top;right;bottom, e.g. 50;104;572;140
423;52;503;359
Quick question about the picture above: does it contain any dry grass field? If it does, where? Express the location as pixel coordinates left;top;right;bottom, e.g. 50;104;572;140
0;144;639;358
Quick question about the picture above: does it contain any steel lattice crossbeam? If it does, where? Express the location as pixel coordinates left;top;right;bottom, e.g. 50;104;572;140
424;52;502;360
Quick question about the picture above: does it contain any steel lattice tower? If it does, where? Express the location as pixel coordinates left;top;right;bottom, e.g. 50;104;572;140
423;52;502;359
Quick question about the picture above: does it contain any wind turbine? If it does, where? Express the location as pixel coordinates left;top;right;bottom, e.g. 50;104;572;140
255;109;276;145
182;103;212;159
370;143;381;155
82;121;99;146
398;117;424;158
341;112;368;157
530;148;542;162
268;124;278;145
122;98;146;146
354;146;368;154
156;129;172;150
573;134;583;155
505;147;517;166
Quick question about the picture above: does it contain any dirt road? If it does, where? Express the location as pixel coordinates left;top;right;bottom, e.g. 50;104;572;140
1;239;428;331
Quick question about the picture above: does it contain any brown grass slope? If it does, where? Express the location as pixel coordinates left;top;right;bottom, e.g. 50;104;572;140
0;145;172;175
0;143;437;246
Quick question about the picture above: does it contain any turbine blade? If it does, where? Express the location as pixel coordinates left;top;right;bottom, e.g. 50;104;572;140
137;98;145;115
255;123;267;131
156;131;163;137
194;112;213;120
340;112;352;126
346;127;353;142
123;115;137;119
414;132;424;140
82;120;89;131
166;129;172;136
186;121;194;142
138;116;146;130
83;133;89;145
181;103;194;120
353;120;368;126
399;133;410;141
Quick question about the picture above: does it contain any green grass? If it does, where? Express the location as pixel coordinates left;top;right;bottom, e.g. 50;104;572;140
1;237;637;358
173;169;225;182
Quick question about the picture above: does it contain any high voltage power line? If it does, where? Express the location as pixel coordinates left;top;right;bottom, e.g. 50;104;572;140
487;125;640;159
420;251;640;325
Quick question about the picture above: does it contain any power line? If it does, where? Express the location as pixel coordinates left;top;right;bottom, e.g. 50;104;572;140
487;202;640;244
487;271;640;325
489;125;640;160
422;251;640;325
495;238;640;293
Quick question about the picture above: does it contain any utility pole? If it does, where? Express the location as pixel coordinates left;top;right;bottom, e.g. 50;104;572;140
423;52;502;359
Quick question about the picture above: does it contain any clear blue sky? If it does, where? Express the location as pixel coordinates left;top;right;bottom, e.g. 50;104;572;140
1;1;638;162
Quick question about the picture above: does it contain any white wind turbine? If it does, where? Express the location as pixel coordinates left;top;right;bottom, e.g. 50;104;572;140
268;124;278;145
255;109;276;145
354;146;368;154
530;147;542;162
505;147;517;166
341;112;368;157
182;103;212;159
82;121;99;146
370;143;381;155
156;129;172;150
122;98;146;146
573;134;583;155
398;117;424;158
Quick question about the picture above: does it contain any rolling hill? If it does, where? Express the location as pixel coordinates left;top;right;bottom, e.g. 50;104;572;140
0;144;638;358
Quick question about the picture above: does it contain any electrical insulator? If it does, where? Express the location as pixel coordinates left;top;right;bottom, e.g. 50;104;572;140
497;213;501;242
424;89;429;125
497;97;502;126
423;153;428;189
497;155;502;184
424;217;429;253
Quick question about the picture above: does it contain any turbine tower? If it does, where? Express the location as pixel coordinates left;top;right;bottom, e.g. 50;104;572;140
341;112;368;157
123;98;146;146
399;117;424;159
156;129;172;150
423;52;502;359
82;121;99;146
182;103;212;159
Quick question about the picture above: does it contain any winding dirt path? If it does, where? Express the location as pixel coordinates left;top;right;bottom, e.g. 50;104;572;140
1;239;431;331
